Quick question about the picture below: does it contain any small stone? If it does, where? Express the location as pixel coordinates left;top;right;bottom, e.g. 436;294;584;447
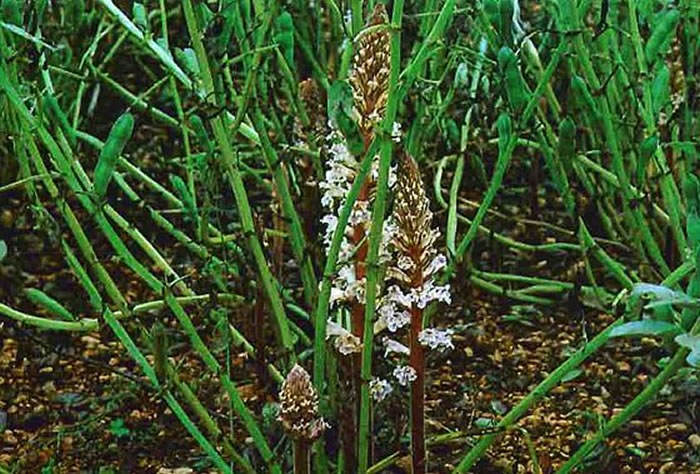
668;423;687;433
3;431;17;445
659;462;675;474
688;433;700;449
617;361;631;372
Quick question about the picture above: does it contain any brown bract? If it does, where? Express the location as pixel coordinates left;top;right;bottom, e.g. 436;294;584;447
391;154;440;286
349;4;391;137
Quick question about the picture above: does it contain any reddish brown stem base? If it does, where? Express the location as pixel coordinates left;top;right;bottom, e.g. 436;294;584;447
410;305;426;474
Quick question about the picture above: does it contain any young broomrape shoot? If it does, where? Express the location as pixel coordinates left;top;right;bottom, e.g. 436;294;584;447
388;153;453;474
279;364;328;474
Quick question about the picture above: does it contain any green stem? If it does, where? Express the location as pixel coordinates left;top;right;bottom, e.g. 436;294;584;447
556;346;691;473
0;303;98;331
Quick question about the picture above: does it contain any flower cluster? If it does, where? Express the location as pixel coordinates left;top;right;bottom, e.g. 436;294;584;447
278;364;328;442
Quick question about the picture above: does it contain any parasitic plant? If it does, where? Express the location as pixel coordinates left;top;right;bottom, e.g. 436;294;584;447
279;364;328;474
319;4;393;471
383;153;453;473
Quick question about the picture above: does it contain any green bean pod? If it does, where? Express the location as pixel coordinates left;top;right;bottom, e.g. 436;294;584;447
645;9;680;64
636;135;658;185
169;174;197;220
499;0;514;46
571;75;601;128
498;46;530;112
651;64;670;118
132;2;149;34
25;288;76;321
275;11;295;67
94;112;135;198
558;117;576;175
151;321;168;383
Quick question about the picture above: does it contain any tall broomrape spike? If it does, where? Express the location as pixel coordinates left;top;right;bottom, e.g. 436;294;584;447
279;364;328;474
384;153;453;474
320;6;395;472
349;4;391;139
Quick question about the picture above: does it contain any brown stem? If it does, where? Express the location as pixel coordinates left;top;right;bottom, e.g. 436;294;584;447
409;304;426;474
344;177;371;473
409;241;426;474
338;355;358;473
293;439;310;474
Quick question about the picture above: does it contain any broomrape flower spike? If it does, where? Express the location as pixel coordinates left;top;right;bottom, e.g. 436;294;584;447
278;364;328;442
349;3;391;137
386;153;454;474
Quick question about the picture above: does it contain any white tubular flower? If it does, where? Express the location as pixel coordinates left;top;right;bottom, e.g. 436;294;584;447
326;320;363;355
424;254;447;278
418;327;454;352
386;284;413;309
382;337;410;357
377;301;410;332
335;333;363;355
369;378;393;402
393;365;417;386
413;280;452;309
391;122;402;143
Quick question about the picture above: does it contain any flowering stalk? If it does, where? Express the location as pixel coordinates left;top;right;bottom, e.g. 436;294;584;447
279;365;328;474
388;153;453;474
319;5;391;472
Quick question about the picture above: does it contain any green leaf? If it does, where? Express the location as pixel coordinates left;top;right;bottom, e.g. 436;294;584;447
132;3;149;34
328;80;355;127
561;368;583;382
0;240;6;261
651;64;670;118
274;11;294;67
175;47;200;77
475;417;496;429
108;418;130;439
610;320;680;338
